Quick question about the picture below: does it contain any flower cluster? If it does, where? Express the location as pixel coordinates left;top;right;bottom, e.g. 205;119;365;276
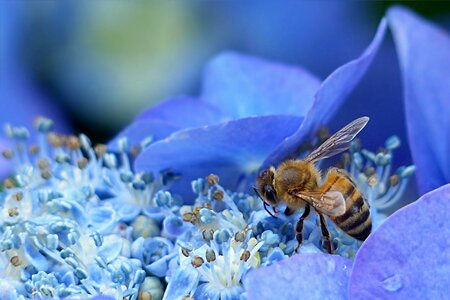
0;118;415;299
0;119;164;299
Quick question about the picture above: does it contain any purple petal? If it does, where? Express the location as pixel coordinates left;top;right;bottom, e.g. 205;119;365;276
134;116;302;199
244;253;352;300
349;183;450;299
136;96;227;128
262;19;387;168
201;52;321;118
388;6;450;194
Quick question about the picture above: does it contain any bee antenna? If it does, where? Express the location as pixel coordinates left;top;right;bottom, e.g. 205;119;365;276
253;187;278;219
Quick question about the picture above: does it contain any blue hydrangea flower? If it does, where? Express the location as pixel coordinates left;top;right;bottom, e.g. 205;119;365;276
129;20;387;197
387;6;450;195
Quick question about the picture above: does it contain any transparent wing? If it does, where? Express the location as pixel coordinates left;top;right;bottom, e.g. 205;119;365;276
290;190;346;216
304;116;369;163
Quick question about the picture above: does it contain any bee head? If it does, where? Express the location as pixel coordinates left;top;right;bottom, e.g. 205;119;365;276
255;167;279;207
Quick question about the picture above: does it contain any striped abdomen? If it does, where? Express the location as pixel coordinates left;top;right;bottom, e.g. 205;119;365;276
322;168;371;241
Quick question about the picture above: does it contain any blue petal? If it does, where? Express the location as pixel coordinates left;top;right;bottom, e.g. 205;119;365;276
61;271;76;285
202;52;321;118
244;253;352;300
142;207;166;222
87;296;115;300
162;267;200;300
130;237;145;261
136;96;227;128
23;237;49;272
349;183;450;299
90;207;116;234
388;7;450;194
109;97;228;151
163;215;188;237
115;203;141;223
98;235;123;263
262;19;387;168
0;280;20;300
145;258;169;278
108;119;179;152
135;116;302;198
194;283;244;300
67;199;88;225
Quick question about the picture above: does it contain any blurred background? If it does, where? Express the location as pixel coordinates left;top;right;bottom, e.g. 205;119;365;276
1;1;449;168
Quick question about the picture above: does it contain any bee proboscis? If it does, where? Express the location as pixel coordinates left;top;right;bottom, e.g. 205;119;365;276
255;117;371;253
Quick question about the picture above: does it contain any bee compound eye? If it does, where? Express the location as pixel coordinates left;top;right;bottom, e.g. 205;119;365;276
259;169;268;179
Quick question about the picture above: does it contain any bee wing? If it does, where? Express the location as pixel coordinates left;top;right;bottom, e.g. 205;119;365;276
290;190;346;216
304;117;369;163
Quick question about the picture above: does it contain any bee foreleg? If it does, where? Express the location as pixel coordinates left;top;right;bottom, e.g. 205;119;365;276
294;204;310;252
319;214;334;254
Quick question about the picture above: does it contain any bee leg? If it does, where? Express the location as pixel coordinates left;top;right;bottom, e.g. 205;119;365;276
319;214;334;254
284;206;296;216
294;204;310;252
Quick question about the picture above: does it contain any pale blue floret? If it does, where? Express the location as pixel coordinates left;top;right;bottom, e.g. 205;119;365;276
347;136;415;228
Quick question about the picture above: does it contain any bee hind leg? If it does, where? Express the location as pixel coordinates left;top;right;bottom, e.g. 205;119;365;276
319;214;334;254
294;204;310;252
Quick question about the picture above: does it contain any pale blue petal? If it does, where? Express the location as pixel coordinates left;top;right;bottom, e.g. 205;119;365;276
98;235;123;263
349;183;450;299
146;259;168;278
23;237;49;272
87;296;115;300
163;215;188;237
388;6;450;194
130;237;145;261
244;253;352;300
162;267;200;300
262;19;387;168
202;52;321;118
90;207;116;234
115;203;141;223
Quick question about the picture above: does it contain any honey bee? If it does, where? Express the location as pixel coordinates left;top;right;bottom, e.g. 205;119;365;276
254;117;371;253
